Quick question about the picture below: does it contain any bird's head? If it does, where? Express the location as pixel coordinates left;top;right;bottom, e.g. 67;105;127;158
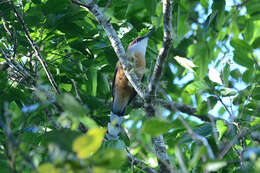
127;29;153;56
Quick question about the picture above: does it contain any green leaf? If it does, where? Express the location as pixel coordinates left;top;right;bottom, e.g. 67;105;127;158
200;0;209;9
246;1;260;15
179;124;212;143
220;88;237;97
90;67;97;96
233;50;254;68
142;117;173;137
252;37;260;48
43;0;70;14
97;73;110;96
57;93;87;116
32;0;41;4
59;83;72;92
37;163;61;173
185;81;209;94
92;167;117;173
204;161;227;171
252;86;260;100
190;146;207;168
230;38;253;53
242;69;254;83
73;127;106;159
244;20;255;42
216;120;227;140
93;149;127;169
103;140;126;150
144;0;156;16
43;129;81;152
0;154;12;173
197;100;209;115
223;63;230;86
230;69;241;79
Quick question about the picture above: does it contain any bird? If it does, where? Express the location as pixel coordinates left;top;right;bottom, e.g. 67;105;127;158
112;30;153;116
106;30;153;140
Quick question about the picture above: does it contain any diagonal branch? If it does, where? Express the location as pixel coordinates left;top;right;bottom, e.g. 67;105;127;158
71;0;174;172
9;1;60;95
70;0;144;99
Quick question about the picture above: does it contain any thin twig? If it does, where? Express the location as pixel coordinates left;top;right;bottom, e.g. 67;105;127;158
216;94;233;119
218;124;260;159
178;115;215;160
146;0;173;98
10;1;60;95
71;79;83;104
175;146;189;173
103;0;111;12
127;152;157;173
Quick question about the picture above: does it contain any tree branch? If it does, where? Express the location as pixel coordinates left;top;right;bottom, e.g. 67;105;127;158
70;0;144;99
70;0;174;172
146;0;173;98
10;1;60;95
144;0;174;172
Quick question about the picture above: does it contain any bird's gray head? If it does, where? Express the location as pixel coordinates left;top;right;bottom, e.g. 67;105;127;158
127;30;153;56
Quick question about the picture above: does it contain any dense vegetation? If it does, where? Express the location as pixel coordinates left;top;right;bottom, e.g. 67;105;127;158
0;0;259;172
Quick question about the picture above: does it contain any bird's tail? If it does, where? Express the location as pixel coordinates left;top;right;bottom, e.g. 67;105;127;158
105;112;123;140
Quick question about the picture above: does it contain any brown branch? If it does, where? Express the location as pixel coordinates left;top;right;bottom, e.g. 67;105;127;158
10;1;60;95
160;99;230;123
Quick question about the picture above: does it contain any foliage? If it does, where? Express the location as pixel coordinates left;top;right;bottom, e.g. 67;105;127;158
0;0;260;172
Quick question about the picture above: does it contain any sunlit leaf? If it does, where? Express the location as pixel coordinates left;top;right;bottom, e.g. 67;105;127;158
216;120;227;140
73;127;106;159
59;83;72;92
208;67;223;85
200;0;209;9
220;88;237;97
204;161;227;171
174;56;196;72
